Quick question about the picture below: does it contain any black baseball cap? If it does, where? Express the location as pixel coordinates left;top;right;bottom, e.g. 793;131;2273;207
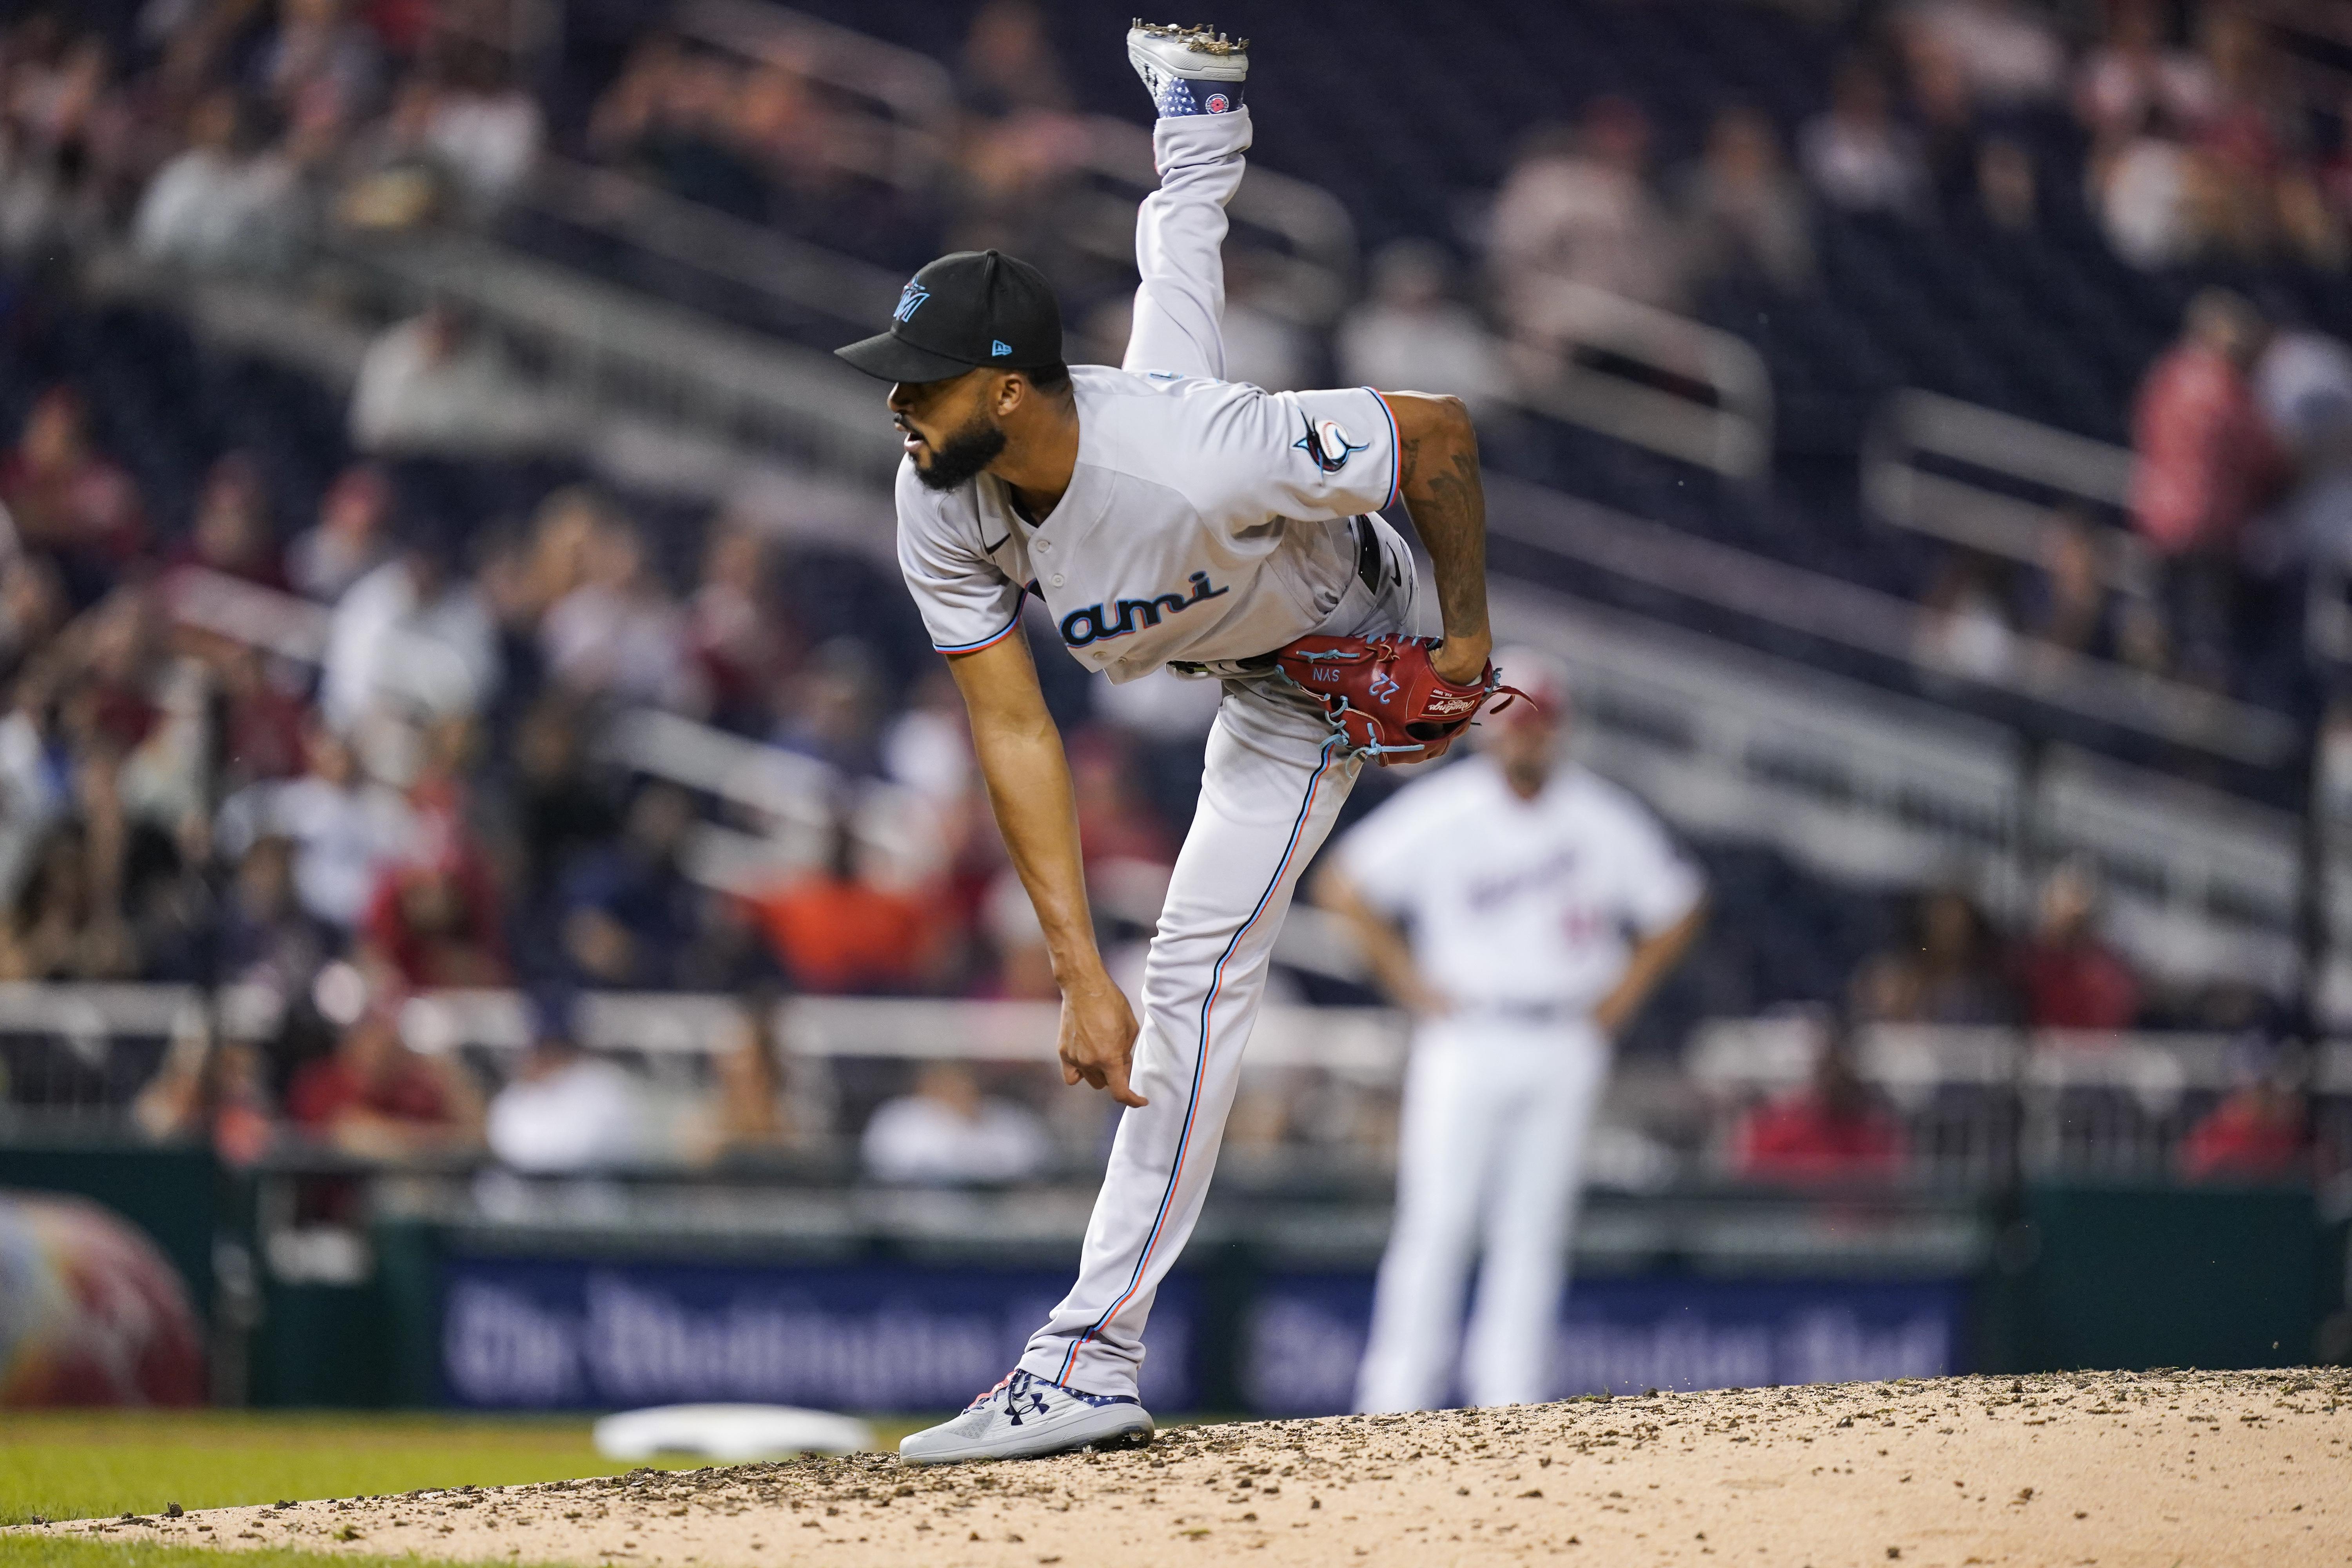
836;249;1063;384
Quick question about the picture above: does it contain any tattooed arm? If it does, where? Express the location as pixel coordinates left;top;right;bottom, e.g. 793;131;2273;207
1379;391;1492;686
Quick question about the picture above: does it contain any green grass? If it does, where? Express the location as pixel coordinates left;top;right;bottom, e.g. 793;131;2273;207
0;1411;934;1530
0;1544;511;1568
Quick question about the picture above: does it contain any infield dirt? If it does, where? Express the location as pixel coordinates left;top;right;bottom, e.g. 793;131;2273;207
23;1369;2348;1567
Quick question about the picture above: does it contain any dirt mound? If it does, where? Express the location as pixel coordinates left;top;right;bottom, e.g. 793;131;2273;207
28;1369;2348;1566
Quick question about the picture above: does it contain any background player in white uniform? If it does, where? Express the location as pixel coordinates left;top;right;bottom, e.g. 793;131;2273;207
1319;651;1706;1412
833;25;1500;1461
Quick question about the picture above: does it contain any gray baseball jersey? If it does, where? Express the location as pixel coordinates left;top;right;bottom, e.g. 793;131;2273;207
896;372;1402;680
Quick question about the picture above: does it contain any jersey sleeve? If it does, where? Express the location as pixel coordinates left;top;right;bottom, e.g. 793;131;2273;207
1606;793;1704;936
895;465;1026;655
1206;383;1402;523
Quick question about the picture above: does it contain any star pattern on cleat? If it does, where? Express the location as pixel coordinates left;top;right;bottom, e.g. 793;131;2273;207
1129;20;1248;116
964;1369;1140;1424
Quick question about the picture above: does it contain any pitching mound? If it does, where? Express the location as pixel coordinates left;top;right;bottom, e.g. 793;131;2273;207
26;1370;2346;1566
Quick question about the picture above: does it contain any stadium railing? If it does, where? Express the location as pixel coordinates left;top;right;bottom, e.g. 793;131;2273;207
673;0;956;196
3;976;2338;1185
1689;1016;2345;1185
1494;581;2318;1002
1508;283;1775;483
1489;477;2297;768
1862;388;2142;594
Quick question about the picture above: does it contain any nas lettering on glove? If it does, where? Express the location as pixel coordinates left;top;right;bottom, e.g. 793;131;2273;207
1059;571;1231;648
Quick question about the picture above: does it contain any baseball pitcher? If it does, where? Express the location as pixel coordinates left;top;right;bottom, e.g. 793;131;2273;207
1320;654;1705;1411
835;23;1517;1461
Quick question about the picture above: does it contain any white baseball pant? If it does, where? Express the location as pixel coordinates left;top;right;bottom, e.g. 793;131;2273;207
1355;1016;1611;1411
1014;108;1413;1399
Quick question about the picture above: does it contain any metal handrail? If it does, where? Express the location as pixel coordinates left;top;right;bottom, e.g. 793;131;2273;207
520;157;905;332
1510;282;1775;481
1494;583;2315;995
672;0;956;194
319;229;900;481
1488;477;2298;766
1864;388;2146;592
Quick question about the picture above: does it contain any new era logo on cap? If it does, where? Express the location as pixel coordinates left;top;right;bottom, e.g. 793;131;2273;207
836;250;1063;385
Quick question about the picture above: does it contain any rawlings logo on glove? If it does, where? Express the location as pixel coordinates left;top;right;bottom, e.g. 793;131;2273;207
1273;634;1530;765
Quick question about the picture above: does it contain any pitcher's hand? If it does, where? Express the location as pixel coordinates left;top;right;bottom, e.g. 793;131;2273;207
1059;965;1145;1107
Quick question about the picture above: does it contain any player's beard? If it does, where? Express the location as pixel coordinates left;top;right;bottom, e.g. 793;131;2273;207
910;409;1008;492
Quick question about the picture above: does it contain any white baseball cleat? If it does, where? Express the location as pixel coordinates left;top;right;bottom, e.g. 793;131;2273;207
898;1369;1155;1465
1127;20;1249;116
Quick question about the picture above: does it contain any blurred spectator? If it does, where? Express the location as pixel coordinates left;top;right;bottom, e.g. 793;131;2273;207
687;990;834;1161
132;1027;273;1165
321;508;501;731
981;864;1056;1001
944;0;1089;263
1069;730;1176;870
255;0;383;121
499;691;620;907
2075;0;2216;145
1731;1017;1907;1182
557;782;707;989
0;685;66;901
422;43;541;214
957;0;1073;120
2013;860;2140;1031
286;464;394;604
882;666;976;809
1336;240;1508;421
1220;253;1313;393
2015;508;2166;670
0;386;145;600
1490;98;1688;340
688;518;791;733
2254;324;2352;569
170;452;286;590
2178;1076;2308;1181
2194;4;2292;258
774;637;886;776
1917;548;2018;680
484;998;643;1172
131;88;307;274
1896;0;2065;109
1976;136;2038;231
2129;289;2286;682
2095;118;2201;268
349;301;569;457
1800;58;1927;216
285;1007;483;1158
1851;887;2015;1025
361;835;508;989
214;833;333;995
335;71;458;231
1679;106;1813;292
1907;39;1986;215
0;822;136;981
860;1061;1051;1185
539;507;699;711
588;37;767;220
748;814;940;994
218;719;414;934
0;554;71;685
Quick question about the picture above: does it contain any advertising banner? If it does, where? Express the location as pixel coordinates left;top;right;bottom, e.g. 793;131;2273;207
1243;1274;1968;1416
437;1255;1198;1413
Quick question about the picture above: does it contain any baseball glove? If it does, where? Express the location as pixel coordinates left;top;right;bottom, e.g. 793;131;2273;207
1274;634;1530;765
